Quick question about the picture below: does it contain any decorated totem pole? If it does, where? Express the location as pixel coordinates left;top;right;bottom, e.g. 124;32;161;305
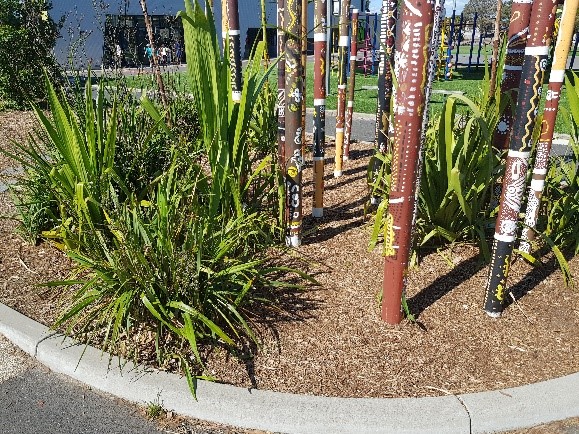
226;0;242;102
382;0;435;324
334;0;351;177
344;9;359;160
313;0;328;218
371;0;397;205
483;0;558;317
520;0;579;253
278;0;286;169
301;0;308;150
493;0;534;150
284;0;304;247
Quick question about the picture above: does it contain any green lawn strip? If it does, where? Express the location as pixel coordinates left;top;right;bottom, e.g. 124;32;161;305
110;63;572;135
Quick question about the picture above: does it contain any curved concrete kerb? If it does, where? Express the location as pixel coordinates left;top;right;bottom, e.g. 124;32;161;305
1;302;578;433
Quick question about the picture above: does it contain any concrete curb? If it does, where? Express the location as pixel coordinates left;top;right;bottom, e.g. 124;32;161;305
1;302;578;433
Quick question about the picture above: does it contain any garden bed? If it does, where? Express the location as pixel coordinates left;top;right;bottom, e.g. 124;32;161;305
1;110;578;399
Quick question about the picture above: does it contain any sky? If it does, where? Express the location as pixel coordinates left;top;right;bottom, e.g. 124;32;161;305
368;0;467;13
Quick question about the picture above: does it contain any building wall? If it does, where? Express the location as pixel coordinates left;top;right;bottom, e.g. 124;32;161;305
51;0;315;68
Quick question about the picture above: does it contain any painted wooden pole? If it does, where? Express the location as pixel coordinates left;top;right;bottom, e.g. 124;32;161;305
370;0;397;205
483;0;558;317
334;0;351;177
445;8;456;79
520;0;579;253
454;13;464;67
421;0;445;149
284;0;304;247
301;0;308;151
278;0;286;170
489;0;503;96
382;0;434;324
226;0;242;103
344;8;359;161
493;0;534;151
313;0;327;218
468;13;478;71
374;0;397;155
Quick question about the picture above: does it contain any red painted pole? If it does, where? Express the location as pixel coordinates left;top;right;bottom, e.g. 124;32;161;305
284;0;304;247
493;0;534;151
483;0;558;317
344;9;359;160
520;0;579;253
312;0;327;218
382;0;435;324
334;0;351;177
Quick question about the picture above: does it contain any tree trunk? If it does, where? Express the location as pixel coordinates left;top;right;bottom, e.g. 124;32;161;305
489;0;502;96
138;0;169;114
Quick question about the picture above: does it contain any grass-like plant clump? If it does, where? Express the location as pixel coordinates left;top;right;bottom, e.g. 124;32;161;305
3;0;313;397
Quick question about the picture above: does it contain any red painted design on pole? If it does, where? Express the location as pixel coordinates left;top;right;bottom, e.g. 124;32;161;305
382;0;435;324
344;9;359;160
493;0;534;151
334;0;351;177
520;0;579;253
312;0;327;218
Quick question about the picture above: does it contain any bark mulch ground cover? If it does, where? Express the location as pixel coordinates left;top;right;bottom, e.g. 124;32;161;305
1;111;578;400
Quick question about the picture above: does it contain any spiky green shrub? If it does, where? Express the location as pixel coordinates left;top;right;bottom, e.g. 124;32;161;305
7;1;305;398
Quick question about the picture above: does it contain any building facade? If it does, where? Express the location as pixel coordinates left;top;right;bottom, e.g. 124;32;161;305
51;0;318;68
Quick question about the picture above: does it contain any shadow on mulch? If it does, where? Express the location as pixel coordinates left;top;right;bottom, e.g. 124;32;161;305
408;254;485;320
505;247;576;308
301;196;369;244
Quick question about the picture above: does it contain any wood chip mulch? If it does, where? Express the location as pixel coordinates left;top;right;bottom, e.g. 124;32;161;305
1;111;578;399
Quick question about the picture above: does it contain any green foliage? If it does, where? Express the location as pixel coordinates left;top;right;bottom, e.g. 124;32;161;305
0;0;62;109
8;0;304;399
368;59;503;261
541;70;579;256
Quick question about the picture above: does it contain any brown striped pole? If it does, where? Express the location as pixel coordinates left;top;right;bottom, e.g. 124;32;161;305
483;0;558;317
301;0;308;152
343;9;359;161
284;0;304;247
493;0;534;150
278;0;286;170
312;0;327;218
382;0;435;324
226;0;242;103
370;0;397;205
520;0;579;253
334;0;351;177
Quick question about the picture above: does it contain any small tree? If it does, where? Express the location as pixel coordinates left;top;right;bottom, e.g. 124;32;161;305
0;0;62;110
463;0;511;35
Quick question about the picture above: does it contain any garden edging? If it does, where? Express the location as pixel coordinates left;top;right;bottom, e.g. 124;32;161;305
0;301;577;434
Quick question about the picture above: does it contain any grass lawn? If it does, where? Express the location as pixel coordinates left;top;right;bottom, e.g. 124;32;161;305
114;61;574;136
